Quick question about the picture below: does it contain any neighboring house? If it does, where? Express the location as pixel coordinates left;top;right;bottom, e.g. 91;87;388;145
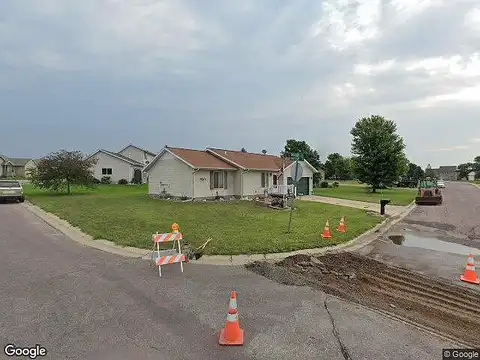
88;149;145;184
468;171;476;181
143;146;320;199
117;144;156;166
0;155;37;178
433;166;457;181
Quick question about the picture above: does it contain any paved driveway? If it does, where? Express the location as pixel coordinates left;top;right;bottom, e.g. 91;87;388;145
0;203;454;359
357;181;480;292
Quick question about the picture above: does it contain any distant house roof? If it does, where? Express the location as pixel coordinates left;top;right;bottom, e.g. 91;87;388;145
438;166;457;172
8;158;34;166
89;149;144;166
118;144;156;157
206;148;290;171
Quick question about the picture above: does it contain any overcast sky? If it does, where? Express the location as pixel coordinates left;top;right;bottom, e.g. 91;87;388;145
1;0;479;168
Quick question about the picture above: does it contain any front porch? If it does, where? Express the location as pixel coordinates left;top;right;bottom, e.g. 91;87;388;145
267;184;296;197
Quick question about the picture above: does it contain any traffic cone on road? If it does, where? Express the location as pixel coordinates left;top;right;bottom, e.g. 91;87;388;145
337;217;346;233
321;220;331;238
228;291;237;311
460;254;480;285
219;308;244;346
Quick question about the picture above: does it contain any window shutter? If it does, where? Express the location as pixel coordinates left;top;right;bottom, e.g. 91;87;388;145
210;171;214;189
224;171;228;189
261;173;265;187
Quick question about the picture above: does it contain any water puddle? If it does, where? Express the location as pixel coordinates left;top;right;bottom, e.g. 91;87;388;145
388;234;480;255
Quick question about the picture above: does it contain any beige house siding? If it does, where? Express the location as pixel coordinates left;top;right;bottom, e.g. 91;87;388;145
119;145;155;166
234;171;242;195
241;170;273;196
193;170;236;198
147;151;193;197
24;160;37;178
91;151;136;183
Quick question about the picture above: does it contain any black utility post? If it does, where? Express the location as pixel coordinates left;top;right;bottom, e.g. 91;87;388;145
287;152;303;233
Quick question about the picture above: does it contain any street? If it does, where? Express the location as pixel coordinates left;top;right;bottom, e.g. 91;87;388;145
1;202;455;360
357;181;480;292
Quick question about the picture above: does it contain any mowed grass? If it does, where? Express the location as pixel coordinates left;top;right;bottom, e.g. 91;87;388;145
24;184;382;255
313;184;416;206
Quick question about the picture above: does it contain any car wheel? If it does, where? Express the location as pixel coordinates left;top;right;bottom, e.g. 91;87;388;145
18;197;25;203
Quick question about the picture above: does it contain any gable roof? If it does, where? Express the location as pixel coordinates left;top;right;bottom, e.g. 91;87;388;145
206;148;289;171
8;158;34;166
118;144;156;157
439;166;457;171
143;146;236;172
89;149;144;166
284;159;319;173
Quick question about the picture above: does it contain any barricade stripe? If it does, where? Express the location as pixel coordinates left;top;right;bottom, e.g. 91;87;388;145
156;254;185;266
152;232;183;243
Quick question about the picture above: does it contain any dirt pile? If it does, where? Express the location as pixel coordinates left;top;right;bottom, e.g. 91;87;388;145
246;252;480;346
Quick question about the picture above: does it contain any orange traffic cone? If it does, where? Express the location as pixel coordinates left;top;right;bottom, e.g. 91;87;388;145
219;308;244;346
228;291;237;310
321;220;331;238
337;217;346;232
460;254;480;285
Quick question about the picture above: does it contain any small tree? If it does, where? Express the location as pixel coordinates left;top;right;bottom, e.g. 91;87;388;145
29;150;97;195
262;149;267;154
241;148;247;153
350;115;408;192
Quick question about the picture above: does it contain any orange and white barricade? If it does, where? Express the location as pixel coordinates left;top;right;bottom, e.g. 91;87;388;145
152;232;185;277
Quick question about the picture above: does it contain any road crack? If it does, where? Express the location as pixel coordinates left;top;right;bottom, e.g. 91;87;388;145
324;296;352;360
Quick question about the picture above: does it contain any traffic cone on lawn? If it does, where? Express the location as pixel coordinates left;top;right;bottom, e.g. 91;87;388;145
460;254;480;285
337;217;346;233
219;308;244;345
228;291;237;311
321;220;331;238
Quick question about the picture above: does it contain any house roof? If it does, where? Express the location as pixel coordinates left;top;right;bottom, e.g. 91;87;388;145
118;144;156;157
89;149;144;166
8;158;34;166
206;148;291;171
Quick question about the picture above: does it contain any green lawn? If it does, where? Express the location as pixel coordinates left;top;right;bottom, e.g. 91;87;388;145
313;184;416;206
24;184;383;255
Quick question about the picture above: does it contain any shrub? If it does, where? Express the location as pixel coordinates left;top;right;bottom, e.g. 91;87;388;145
100;176;112;184
92;177;101;184
131;177;141;184
320;181;329;188
118;179;128;185
332;181;339;187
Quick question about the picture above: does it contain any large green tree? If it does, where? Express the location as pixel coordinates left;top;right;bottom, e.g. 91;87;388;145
457;162;473;180
281;139;323;183
401;162;424;185
350;115;408;192
324;153;353;180
29;150;97;195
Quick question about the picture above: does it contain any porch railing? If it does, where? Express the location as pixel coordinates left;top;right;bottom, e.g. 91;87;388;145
268;184;296;196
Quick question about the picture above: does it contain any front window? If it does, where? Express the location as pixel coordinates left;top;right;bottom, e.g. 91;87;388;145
213;171;224;188
102;168;112;175
261;172;269;187
0;181;20;188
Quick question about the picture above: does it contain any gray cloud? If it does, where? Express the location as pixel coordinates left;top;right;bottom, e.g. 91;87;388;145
0;0;479;168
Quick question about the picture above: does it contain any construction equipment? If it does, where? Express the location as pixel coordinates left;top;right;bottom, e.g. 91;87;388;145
415;178;443;205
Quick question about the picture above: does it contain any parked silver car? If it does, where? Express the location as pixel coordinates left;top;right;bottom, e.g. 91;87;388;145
0;180;25;203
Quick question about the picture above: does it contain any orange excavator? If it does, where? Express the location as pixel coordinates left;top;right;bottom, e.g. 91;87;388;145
415;177;443;205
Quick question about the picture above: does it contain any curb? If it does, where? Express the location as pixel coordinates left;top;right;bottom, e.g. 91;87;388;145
22;200;416;266
190;201;417;265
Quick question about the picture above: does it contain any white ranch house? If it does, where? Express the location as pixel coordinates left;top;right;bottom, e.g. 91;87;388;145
88;145;156;184
143;146;322;199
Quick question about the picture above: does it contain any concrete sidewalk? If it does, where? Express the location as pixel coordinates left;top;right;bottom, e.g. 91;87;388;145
300;195;408;216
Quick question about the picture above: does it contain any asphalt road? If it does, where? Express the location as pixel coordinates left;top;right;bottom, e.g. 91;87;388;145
357;181;480;292
0;203;455;360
